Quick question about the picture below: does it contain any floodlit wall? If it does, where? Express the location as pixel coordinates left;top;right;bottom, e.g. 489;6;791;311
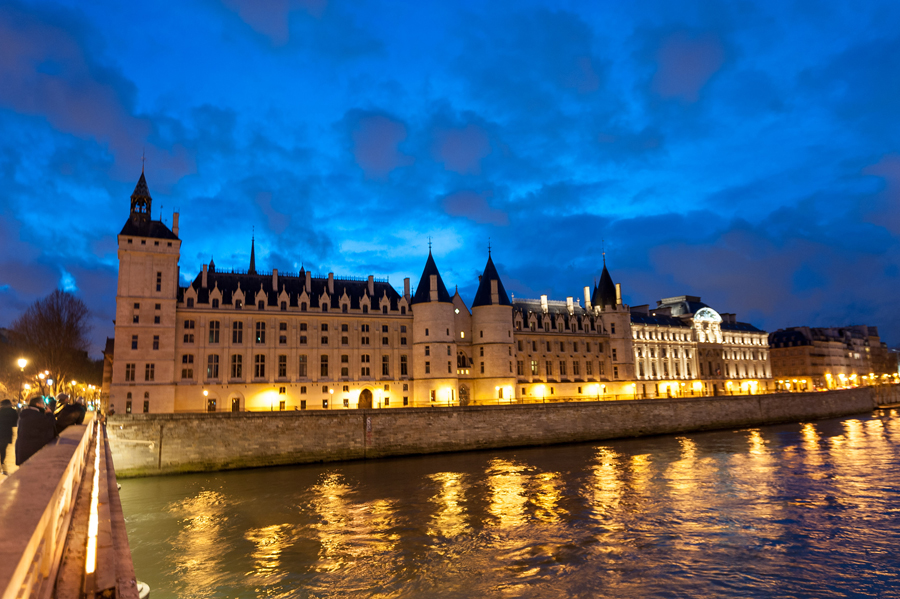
107;387;896;478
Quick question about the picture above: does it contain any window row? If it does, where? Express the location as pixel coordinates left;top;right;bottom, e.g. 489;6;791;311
179;353;411;380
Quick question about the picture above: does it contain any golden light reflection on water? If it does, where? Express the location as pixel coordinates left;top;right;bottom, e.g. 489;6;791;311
665;437;697;498
245;524;291;578
530;471;565;523
168;490;228;591
427;471;469;538
487;459;528;528
308;472;398;575
801;423;822;467
588;448;623;521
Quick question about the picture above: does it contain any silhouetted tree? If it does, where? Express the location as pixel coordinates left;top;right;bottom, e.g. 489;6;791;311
10;290;92;396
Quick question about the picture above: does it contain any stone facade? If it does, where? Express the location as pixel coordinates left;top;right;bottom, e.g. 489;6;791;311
630;296;771;398
106;387;892;478
769;325;897;390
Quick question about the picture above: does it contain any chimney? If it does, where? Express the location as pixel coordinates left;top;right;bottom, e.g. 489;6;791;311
368;275;374;297
173;212;179;237
273;268;278;290
566;296;574;314
305;270;311;293
202;264;208;288
403;277;410;300
328;272;334;295
429;274;438;301
540;295;548;314
490;280;499;304
583;286;592;310
615;283;622;306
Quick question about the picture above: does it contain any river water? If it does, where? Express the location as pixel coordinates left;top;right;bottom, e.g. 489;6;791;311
120;410;900;598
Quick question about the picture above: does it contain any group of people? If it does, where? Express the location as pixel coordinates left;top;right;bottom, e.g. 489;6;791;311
0;393;87;475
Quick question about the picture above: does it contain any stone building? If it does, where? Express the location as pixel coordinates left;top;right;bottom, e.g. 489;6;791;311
108;173;636;413
769;325;896;390
630;296;771;398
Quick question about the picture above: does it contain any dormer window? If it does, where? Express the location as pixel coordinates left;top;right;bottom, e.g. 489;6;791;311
258;300;265;310
187;298;194;308
212;299;219;308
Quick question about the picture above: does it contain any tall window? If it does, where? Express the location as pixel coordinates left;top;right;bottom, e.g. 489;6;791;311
231;354;242;378
254;354;265;378
321;355;329;377
531;360;538;375
298;355;308;377
125;363;135;382
278;355;287;378
400;355;408;376
255;321;266;344
233;322;243;343
361;354;370;377
181;355;193;379
156;271;162;292
382;355;390;376
207;354;219;379
131;335;138;350
153;335;159;350
559;361;567;376
144;363;155;381
209;321;220;343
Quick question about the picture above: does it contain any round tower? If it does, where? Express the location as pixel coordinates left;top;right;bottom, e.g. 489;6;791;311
470;253;516;403
410;251;459;406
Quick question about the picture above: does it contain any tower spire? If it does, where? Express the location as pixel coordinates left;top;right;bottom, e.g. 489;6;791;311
249;229;257;275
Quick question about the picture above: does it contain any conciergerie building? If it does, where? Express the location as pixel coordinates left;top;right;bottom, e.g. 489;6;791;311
106;173;771;414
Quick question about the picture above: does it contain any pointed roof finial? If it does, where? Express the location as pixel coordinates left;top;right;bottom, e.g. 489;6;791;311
428;236;433;253
141;147;145;174
602;238;606;265
249;229;257;275
488;237;491;257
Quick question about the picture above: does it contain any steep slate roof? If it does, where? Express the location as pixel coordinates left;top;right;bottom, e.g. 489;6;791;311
184;270;403;310
119;219;179;240
721;321;764;333
472;255;511;308
630;313;691;328
591;261;616;308
411;251;452;304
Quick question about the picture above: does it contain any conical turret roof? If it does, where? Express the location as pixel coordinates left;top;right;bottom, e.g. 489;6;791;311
472;254;511;307
248;236;257;275
592;259;616;308
411;251;452;304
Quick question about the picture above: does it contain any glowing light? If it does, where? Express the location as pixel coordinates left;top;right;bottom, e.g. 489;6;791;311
17;358;27;369
85;423;101;574
203;390;209;397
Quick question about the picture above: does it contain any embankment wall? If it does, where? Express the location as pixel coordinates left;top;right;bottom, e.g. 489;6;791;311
107;386;899;478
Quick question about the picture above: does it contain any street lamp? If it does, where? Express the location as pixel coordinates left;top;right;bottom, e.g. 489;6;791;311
17;358;27;401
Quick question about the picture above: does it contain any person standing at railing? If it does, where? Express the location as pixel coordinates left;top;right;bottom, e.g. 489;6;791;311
0;399;18;475
54;394;83;436
15;396;55;466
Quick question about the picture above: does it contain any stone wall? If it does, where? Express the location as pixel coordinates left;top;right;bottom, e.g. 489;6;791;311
107;387;891;478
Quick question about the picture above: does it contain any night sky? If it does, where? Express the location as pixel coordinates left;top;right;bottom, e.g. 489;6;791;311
2;0;899;354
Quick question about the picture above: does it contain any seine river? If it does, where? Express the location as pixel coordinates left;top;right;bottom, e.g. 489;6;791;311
120;410;900;598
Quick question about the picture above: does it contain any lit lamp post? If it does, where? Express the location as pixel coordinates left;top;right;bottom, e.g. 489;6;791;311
329;388;334;410
17;358;27;402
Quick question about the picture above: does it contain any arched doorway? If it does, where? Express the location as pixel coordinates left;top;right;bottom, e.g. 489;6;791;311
358;388;373;409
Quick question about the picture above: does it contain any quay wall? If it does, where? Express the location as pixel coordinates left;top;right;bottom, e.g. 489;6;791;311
107;387;898;478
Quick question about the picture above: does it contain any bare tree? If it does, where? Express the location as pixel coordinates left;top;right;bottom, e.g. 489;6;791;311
10;290;92;396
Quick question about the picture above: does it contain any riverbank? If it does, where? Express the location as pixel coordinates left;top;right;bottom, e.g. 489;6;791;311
107;386;898;477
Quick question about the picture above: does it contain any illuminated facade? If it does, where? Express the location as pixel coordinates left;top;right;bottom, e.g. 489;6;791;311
768;325;896;390
108;173;636;413
630;296;771;397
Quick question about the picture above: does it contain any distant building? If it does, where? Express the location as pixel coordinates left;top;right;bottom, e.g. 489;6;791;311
630;296;771;398
769;325;896;390
108;173;636;414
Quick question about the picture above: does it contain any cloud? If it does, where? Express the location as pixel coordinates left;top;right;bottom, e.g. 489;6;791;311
441;190;508;226
342;111;415;179
432;124;492;174
651;32;725;102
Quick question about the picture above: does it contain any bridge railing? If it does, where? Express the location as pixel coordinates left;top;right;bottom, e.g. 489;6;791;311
0;418;94;599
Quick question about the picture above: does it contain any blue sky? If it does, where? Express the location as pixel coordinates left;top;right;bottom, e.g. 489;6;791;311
1;0;899;354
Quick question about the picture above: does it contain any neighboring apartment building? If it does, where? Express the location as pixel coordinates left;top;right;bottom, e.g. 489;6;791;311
108;173;636;413
630;296;771;398
769;325;896;390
